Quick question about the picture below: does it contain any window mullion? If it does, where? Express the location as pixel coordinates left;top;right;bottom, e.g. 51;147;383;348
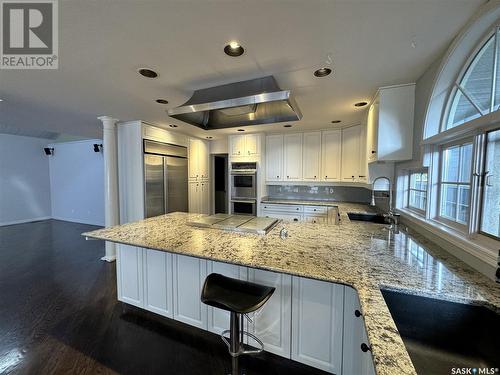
456;84;487;116
490;27;499;113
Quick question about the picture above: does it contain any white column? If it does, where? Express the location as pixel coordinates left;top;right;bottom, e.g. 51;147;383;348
98;116;119;262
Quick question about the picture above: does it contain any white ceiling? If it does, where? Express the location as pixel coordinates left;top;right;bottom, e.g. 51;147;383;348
0;0;484;140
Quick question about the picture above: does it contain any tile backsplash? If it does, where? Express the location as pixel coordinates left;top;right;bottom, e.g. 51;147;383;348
266;185;372;203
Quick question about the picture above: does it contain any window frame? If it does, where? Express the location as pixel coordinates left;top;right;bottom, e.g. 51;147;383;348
407;169;428;215
436;138;474;231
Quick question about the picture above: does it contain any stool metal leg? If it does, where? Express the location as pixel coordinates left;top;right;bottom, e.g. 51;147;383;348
230;312;240;375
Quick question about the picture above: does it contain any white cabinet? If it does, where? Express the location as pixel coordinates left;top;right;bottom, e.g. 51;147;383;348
200;181;210;214
358;124;368;183
247;269;292;358
302;132;321;181
172;254;208;329
189;181;210;214
230;134;260;157
321;130;342;181
291;276;344;374
342;125;361;182
343;287;376;375
189;138;209;180
266;135;284;181
367;84;415;162
143;249;174;318
261;204;339;225
284;133;303;181
116;244;144;308
207;261;248;334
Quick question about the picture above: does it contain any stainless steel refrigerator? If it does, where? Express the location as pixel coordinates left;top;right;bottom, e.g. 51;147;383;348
144;140;188;218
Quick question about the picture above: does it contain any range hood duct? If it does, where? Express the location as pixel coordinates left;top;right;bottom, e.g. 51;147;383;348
167;76;302;130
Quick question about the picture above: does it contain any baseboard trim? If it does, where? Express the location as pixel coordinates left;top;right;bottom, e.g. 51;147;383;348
51;216;104;227
0;216;52;227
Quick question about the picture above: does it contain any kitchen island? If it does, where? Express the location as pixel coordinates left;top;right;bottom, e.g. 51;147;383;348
83;209;500;375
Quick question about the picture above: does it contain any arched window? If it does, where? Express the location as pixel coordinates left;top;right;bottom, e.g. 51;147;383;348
446;28;500;130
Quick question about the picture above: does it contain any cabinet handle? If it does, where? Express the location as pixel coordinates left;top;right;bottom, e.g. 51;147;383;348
296;208;299;211
293;218;298;222
248;150;250;155
277;175;279;178
354;309;362;317
313;209;317;211
359;175;366;178
325;176;328;179
371;150;376;154
361;343;371;352
287;176;290;179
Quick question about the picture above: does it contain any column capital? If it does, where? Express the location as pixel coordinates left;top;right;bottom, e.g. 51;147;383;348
97;116;119;128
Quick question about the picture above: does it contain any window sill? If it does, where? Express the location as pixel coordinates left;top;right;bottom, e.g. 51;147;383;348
396;208;498;269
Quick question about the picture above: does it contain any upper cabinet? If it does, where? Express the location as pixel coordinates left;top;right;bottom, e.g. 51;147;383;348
266;135;284;182
367;84;415;162
230;134;260;158
341;125;361;181
302;132;321;181
321;130;342;182
189;138;209;180
284;134;303;180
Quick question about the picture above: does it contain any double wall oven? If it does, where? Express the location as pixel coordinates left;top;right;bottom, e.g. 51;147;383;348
230;162;257;215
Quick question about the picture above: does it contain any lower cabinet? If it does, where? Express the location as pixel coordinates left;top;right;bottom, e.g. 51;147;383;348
291;276;344;374
247;269;292;358
143;249;173;318
172;254;208;329
343;287;376;375
116;244;144;308
261;204;338;225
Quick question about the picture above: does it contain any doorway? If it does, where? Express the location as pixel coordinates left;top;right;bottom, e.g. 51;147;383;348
212;154;228;214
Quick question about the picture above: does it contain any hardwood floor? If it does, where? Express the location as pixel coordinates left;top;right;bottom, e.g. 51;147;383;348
0;220;327;375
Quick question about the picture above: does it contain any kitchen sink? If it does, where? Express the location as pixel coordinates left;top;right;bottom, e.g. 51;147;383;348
347;212;388;224
381;290;500;374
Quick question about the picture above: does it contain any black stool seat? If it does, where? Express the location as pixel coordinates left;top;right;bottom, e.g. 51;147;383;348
201;273;275;314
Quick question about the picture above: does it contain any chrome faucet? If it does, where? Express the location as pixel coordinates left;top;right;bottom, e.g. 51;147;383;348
370;176;393;215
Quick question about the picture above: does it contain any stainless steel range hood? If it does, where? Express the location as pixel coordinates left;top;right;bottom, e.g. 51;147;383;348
167;76;302;130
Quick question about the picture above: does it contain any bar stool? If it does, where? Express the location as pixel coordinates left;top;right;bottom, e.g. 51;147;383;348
201;273;275;375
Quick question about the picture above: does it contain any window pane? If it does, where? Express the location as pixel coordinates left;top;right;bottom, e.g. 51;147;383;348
442;146;460;182
495;28;500;111
480;129;500;238
457;185;470;224
447;89;482;129
461;36;494;113
440;184;457;220
459;143;472;182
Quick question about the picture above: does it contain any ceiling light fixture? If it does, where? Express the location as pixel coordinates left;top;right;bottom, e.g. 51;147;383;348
93;144;103;152
0;99;3;102
314;67;332;77
354;102;368;107
43;147;54;156
283;124;292;128
237;129;245;132
331;120;341;124
169;124;178;128
224;41;245;57
138;68;158;78
155;99;168;104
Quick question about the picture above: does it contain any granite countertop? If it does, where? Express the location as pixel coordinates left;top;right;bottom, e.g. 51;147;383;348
82;209;500;375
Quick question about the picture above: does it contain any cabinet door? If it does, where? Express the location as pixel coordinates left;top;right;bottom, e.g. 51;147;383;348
284;133;303;181
266;135;284;181
188;182;200;213
341;125;361;181
116;244;144;308
358;124;368;182
247;269;292;358
200;181;210;214
231;135;246;157
302;132;321;181
198;140;209;179
367;101;379;162
245;134;259;156
291;276;344;374
143;249;173;318
188;138;200;180
343;287;376;375
207;261;248;334
321;130;341;181
172;254;208;329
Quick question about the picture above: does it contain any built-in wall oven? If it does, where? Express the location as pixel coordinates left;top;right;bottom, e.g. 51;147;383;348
230;162;257;215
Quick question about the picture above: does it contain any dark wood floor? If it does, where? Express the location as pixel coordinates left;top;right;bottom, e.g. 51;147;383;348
0;219;327;375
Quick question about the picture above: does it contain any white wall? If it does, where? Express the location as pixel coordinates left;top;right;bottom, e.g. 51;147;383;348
48;139;105;226
0;134;52;225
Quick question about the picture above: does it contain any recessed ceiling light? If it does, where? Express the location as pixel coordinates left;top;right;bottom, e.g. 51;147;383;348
237;129;245;132
206;136;213;139
224;41;245;57
0;99;3;102
314;67;332;77
331;120;341;124
155;99;168;104
138;68;158;78
169;124;178;128
354;102;368;107
283;124;292;128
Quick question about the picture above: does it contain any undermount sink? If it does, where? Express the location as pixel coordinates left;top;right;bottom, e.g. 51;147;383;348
347;212;388;224
381;290;500;374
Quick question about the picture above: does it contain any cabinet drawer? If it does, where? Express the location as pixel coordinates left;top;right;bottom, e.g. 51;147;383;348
303;215;327;224
303;206;328;214
261;204;303;213
262;210;302;222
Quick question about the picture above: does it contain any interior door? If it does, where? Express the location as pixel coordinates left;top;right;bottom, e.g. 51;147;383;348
144;154;165;218
166;156;188;213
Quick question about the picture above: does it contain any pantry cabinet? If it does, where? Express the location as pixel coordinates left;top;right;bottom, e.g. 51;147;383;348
266;135;284;181
302;132;321;181
188;181;210;214
188;138;209;180
284;134;303;180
